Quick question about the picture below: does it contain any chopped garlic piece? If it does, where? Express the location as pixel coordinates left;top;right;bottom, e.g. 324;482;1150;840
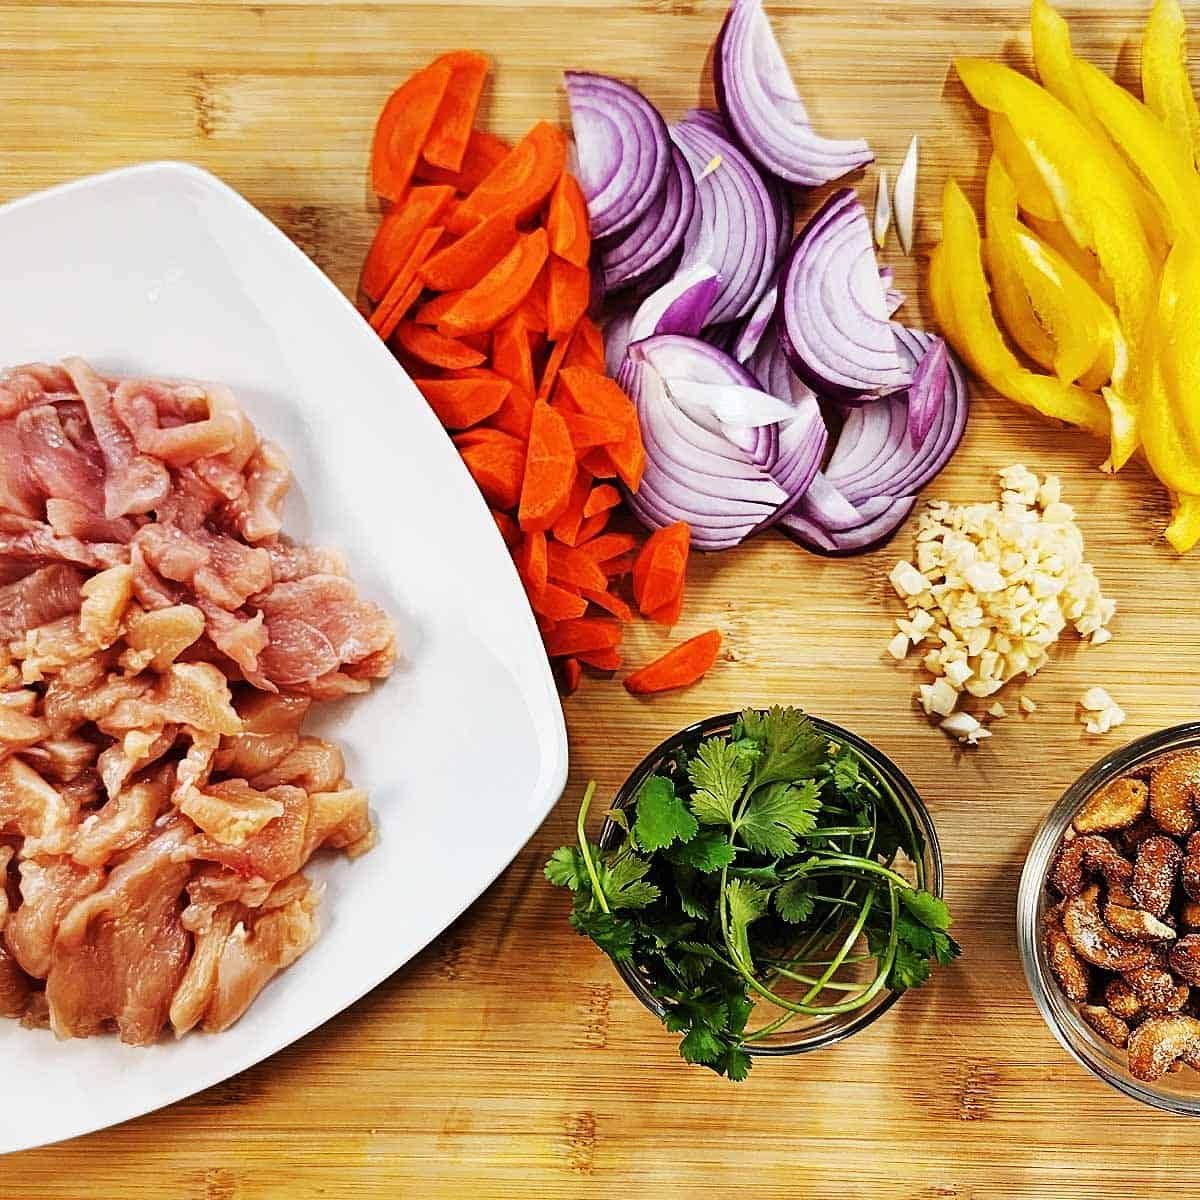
1020;696;1037;714
887;468;1112;742
988;702;1007;719
1080;686;1115;712
940;711;991;746
887;632;910;661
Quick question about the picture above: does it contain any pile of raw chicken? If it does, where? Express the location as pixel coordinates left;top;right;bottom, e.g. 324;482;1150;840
0;358;394;1044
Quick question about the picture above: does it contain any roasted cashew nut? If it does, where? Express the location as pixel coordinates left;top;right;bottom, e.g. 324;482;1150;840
1103;900;1177;943
1073;776;1149;834
1123;961;1188;1013
1079;1004;1131;1049
1044;909;1090;1002
1150;752;1200;839
1182;832;1200;903
1131;835;1184;920
1104;976;1145;1022
1051;834;1134;897
1168;933;1200;986
1062;886;1154;971
1127;1016;1200;1081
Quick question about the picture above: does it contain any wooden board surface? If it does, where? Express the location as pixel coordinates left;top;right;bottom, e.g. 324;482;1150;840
5;0;1200;1195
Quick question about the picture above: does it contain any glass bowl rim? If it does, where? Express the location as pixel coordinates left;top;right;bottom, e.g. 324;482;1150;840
600;709;945;1057
1017;720;1200;1115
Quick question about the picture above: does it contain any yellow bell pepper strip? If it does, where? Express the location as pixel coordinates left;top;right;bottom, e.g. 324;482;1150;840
1076;58;1200;245
1028;0;1170;263
1140;242;1200;551
1024;214;1115;306
984;156;1120;390
956;58;1150;466
931;179;1110;438
988;112;1058;222
1142;0;1200;171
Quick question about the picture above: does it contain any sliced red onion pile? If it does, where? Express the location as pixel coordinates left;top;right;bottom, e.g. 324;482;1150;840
563;0;969;557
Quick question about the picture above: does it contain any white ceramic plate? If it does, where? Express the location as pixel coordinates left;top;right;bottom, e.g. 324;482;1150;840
0;162;568;1154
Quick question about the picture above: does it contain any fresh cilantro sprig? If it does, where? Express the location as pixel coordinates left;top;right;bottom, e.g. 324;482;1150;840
545;708;961;1081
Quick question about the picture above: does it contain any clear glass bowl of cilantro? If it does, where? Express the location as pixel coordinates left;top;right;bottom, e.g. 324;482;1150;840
546;707;957;1080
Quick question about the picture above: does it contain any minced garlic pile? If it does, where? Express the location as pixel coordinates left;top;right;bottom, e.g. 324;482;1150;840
888;465;1115;745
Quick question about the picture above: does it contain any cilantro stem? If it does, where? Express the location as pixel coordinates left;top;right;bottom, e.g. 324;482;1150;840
575;780;610;916
800;887;874;1006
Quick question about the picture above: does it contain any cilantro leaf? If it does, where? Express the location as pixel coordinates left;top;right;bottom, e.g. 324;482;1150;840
601;807;629;833
890;939;932;990
599;852;661;910
672;865;709;920
570;906;636;962
735;778;821;856
666;829;736;873
901;889;953;932
687;736;752;827
726;878;769;968
544;845;589;891
680;1022;726;1065
831;747;861;794
774;877;816;924
634;775;699;852
739;707;826;790
722;1045;752;1082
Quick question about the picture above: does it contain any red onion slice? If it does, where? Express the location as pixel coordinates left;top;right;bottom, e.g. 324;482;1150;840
600;145;697;293
777;188;911;402
907;335;949;446
630;264;722;341
621;334;826;549
715;0;873;187
565;72;672;240
781;495;916;557
733;274;780;363
671;114;781;327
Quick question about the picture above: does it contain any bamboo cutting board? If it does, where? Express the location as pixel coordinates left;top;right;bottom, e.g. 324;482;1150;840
4;1;1200;1195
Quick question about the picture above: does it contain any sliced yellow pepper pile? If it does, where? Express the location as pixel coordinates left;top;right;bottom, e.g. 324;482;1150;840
933;0;1200;552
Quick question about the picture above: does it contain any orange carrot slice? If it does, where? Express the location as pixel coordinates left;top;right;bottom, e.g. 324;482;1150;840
537;336;573;402
515;273;548;333
370;225;444;339
492;314;536;398
547;541;608;593
531;582;587;622
518;399;576;532
603;552;637;578
645;584;684;627
550;470;591;545
460;433;525;509
546;257;591;341
360;186;455;302
564;316;606;373
372;61;454;202
624;630;721;696
438;228;549;337
581;587;634;622
547;173;591;269
393;322;487;370
556;367;644;490
450;122;566;234
417;376;510;429
420;211;519;292
536;612;559;636
633;522;689;616
413;291;460;326
583;484;621;519
561;411;624;452
575;510;610;545
492;509;519;546
416;129;511;192
580;533;638;563
577;646;623;671
422;51;490;172
559;656;582;695
544;618;622;657
579;447;617;479
515;530;548;602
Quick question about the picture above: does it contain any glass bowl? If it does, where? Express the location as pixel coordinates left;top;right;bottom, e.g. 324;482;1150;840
600;711;944;1057
1018;721;1200;1115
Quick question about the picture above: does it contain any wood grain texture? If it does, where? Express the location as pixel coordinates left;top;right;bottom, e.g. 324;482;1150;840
4;0;1200;1194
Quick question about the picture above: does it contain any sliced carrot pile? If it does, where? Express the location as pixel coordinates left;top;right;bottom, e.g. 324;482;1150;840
363;53;720;699
625;631;723;696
